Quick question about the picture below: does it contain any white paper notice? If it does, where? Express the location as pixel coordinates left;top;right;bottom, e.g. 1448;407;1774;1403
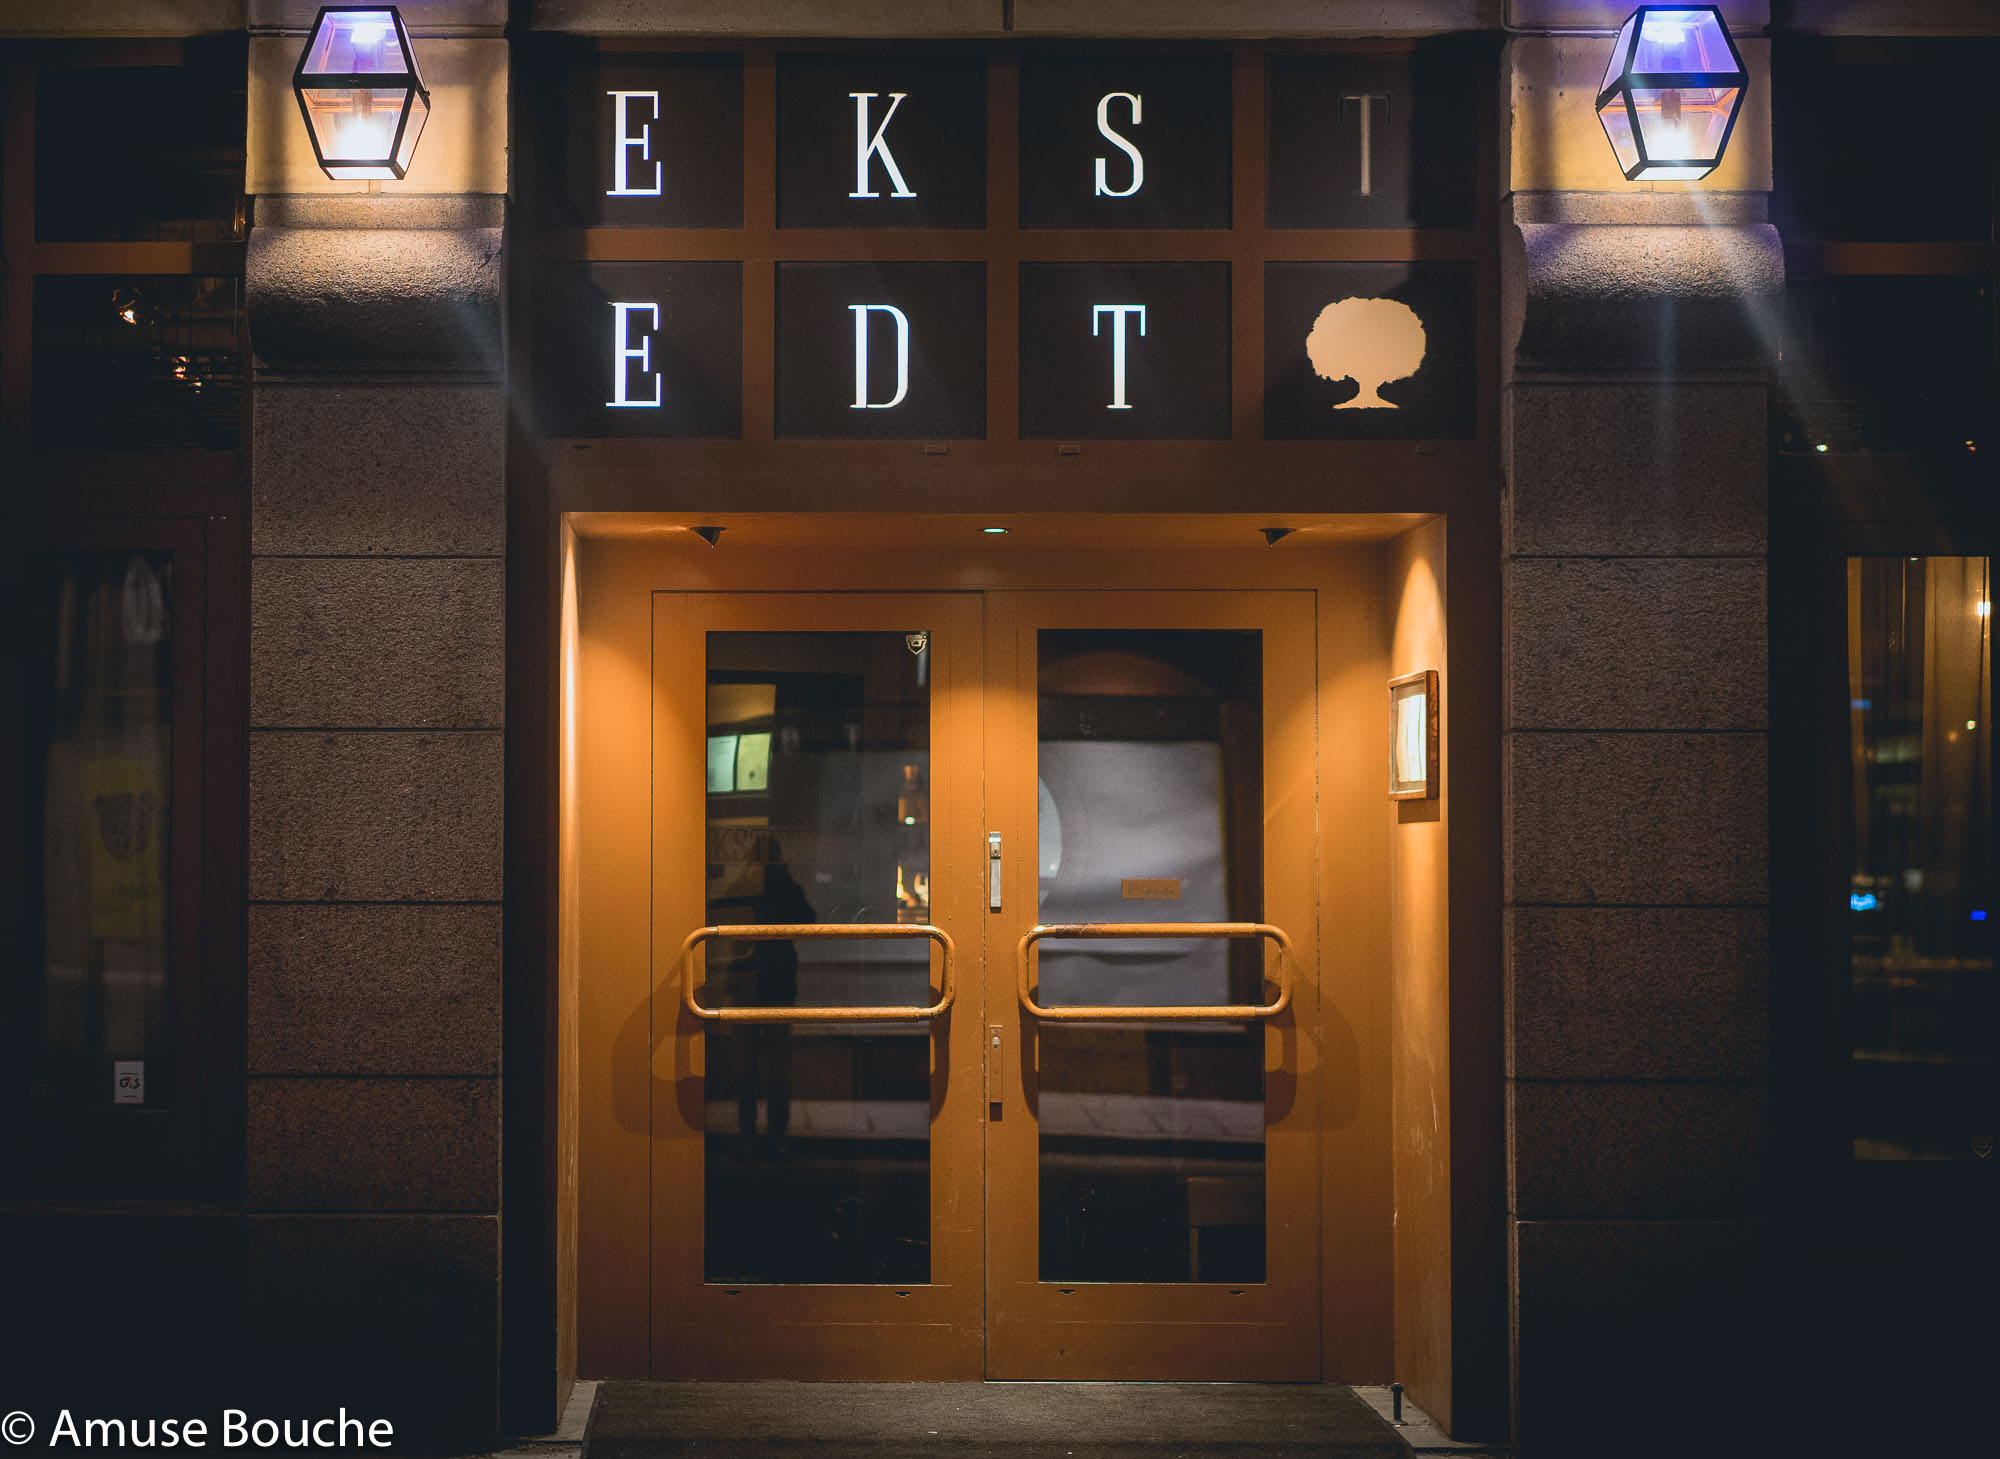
114;1060;145;1106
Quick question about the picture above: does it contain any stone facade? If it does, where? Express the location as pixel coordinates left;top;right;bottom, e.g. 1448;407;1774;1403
243;186;505;1438
4;2;1990;1453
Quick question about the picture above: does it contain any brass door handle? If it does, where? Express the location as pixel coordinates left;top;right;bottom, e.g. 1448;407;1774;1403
1016;922;1293;1022
680;923;955;1023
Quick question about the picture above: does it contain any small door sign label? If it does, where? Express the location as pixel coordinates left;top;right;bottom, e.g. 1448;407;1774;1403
1121;878;1182;900
114;1060;145;1106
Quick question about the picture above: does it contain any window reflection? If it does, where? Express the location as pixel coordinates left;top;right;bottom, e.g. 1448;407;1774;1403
1848;556;1996;1160
13;553;175;1112
702;631;932;1284
1035;629;1266;1282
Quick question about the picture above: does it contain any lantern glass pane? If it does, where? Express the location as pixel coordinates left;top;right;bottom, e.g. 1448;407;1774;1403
1598;99;1642;175
1601;12;1641;92
1633;9;1735;74
394;90;429;176
1632;86;1736;165
302;85;413;167
302;11;409;78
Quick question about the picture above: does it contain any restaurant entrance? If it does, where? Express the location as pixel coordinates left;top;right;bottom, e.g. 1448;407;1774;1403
572;519;1418;1384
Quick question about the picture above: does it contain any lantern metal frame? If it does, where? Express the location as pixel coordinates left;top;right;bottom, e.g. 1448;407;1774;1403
1595;5;1749;182
292;6;431;181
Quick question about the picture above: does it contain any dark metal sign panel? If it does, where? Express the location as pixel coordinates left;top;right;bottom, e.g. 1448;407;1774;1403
775;262;987;439
1017;263;1231;439
777;53;988;230
530;262;743;438
1018;52;1232;230
525;43;1489;445
545;51;745;228
1263;262;1477;439
1266;48;1478;230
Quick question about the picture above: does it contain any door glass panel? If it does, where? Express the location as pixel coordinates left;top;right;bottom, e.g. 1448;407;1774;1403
703;631;933;1282
1034;629;1266;1282
1847;557;1996;1160
12;551;175;1112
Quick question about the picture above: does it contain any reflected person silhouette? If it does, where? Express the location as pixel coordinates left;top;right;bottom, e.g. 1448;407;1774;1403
736;856;815;1157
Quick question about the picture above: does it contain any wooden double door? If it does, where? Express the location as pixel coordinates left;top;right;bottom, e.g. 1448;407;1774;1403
644;588;1322;1379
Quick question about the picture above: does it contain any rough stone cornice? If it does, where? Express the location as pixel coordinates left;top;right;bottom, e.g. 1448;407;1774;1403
1506;221;1784;383
247;225;504;380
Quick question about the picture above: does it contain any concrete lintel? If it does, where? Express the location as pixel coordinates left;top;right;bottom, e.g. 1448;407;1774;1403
529;0;1005;35
527;0;1496;37
1507;0;1768;31
1778;0;2000;34
1011;1;1494;37
248;0;507;31
0;1;244;36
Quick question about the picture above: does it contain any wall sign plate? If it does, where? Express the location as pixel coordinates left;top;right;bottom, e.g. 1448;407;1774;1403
776;51;988;230
1266;45;1479;231
1389;669;1440;801
1264;262;1477;440
1017;262;1231;439
775;262;987;439
531;261;743;439
1018;51;1232;229
114;1060;145;1106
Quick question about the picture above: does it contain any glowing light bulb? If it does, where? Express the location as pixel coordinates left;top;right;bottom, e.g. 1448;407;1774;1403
342;117;392;159
350;22;388;46
1977;601;1991;618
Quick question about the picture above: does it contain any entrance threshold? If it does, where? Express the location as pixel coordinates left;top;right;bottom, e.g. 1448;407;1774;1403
577;1381;1454;1459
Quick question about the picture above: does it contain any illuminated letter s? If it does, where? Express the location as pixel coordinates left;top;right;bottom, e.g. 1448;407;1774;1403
1094;92;1143;198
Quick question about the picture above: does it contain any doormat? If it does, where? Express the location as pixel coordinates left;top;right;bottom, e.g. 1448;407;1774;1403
584;1381;1410;1458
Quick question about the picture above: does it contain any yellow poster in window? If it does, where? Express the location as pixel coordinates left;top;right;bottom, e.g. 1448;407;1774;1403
86;755;167;943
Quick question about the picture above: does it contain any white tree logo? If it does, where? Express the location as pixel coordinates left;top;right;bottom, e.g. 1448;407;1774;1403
1306;297;1427;409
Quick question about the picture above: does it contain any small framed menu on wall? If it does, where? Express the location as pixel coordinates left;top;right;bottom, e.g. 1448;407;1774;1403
1390;670;1440;801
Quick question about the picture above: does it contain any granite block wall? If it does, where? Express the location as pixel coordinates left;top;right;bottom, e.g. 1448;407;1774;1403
1503;201;1781;1457
243;210;504;1444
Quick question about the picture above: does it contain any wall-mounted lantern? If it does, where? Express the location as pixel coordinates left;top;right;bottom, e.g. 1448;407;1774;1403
293;7;430;180
1596;6;1747;181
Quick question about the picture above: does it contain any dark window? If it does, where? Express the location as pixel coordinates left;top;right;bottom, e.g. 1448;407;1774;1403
2;39;247;456
0;40;248;1197
35;61;246;243
1846;557;1996;1162
1773;38;1998;246
1775;276;1996;457
0;522;239;1197
32;274;245;450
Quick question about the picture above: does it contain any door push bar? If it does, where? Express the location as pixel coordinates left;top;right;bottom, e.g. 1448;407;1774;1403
1016;922;1294;1022
679;923;956;1024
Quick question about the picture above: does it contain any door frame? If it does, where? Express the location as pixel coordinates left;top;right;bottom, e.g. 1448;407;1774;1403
565;512;1480;1389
